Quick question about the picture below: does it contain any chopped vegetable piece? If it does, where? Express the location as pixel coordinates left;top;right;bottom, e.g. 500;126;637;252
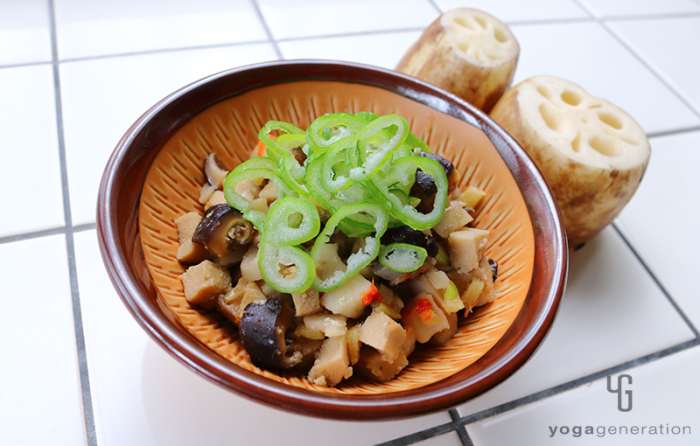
462;278;485;311
310;202;388;292
458;186;486;209
378;243;428;273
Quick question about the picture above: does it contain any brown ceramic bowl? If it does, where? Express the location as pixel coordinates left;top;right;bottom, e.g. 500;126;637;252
97;60;567;420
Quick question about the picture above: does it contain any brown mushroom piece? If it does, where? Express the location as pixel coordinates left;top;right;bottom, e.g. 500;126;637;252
192;203;253;257
204;153;229;189
240;298;301;371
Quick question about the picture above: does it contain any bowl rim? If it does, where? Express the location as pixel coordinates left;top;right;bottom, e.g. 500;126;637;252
97;59;568;420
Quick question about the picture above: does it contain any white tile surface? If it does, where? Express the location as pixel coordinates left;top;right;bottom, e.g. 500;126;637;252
60;43;278;226
0;0;51;66
434;0;589;22
0;235;86;445
608;17;700;116
74;230;452;446
467;346;700;445
616;131;700;329
509;21;700;134
457;227;695;418
279;30;422;70
0;65;64;237
54;0;267;60
258;0;439;40
579;0;700;18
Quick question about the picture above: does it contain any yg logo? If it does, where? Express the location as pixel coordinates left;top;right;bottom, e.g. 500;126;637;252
607;374;633;412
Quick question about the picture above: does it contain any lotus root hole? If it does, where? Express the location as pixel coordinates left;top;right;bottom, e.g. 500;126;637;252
589;136;619;156
571;133;582;152
588;104;602;109
474;16;488;29
537;86;552;100
458;40;470;52
454;16;474;30
539;102;563;133
493;28;508;43
598;112;623;129
561;90;582;106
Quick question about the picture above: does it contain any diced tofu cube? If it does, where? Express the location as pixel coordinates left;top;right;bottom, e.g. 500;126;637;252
448;228;489;274
181;260;231;305
292;288;322;317
458;186;486;209
259;181;278;205
401;293;450;343
472;257;497;307
321;273;371;318
355;348;409;382
204;190;226;210
307;336;353;387
359;311;408;361
315;243;347;282
240;246;262;282
303;313;347;337
175;212;210;264
249;197;268;213
433;202;474;238
425;269;450;290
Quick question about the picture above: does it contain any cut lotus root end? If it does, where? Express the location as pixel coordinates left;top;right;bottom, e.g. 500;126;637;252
396;8;519;112
490;75;651;247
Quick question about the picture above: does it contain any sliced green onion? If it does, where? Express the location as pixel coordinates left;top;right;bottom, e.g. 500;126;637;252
306;113;367;151
368;156;448;230
231;156;278;173
223;167;295;231
258;120;304;161
263;197;320;246
378;243;428;273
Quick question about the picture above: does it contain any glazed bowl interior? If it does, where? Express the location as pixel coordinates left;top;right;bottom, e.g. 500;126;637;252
97;61;567;420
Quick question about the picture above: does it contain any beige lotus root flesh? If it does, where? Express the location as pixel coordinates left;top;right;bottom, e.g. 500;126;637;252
491;75;651;247
396;8;519;112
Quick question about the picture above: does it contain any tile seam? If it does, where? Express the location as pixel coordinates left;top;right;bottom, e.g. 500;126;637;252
449;409;473;446
571;0;700;121
250;0;282;59
58;39;272;65
457;339;700;427
47;1;98;445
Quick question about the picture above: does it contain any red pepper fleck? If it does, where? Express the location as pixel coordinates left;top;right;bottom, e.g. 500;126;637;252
361;279;382;306
414;298;433;321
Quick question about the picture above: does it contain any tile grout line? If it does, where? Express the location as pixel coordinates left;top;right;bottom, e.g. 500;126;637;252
0;223;97;246
571;0;700;122
456;338;700;427
427;0;443;14
59;39;272;65
375;417;463;446
612;223;700;337
647;125;700;139
250;0;282;59
47;1;97;445
387;338;700;444
603;11;700;22
449;409;473;446
0;60;52;70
